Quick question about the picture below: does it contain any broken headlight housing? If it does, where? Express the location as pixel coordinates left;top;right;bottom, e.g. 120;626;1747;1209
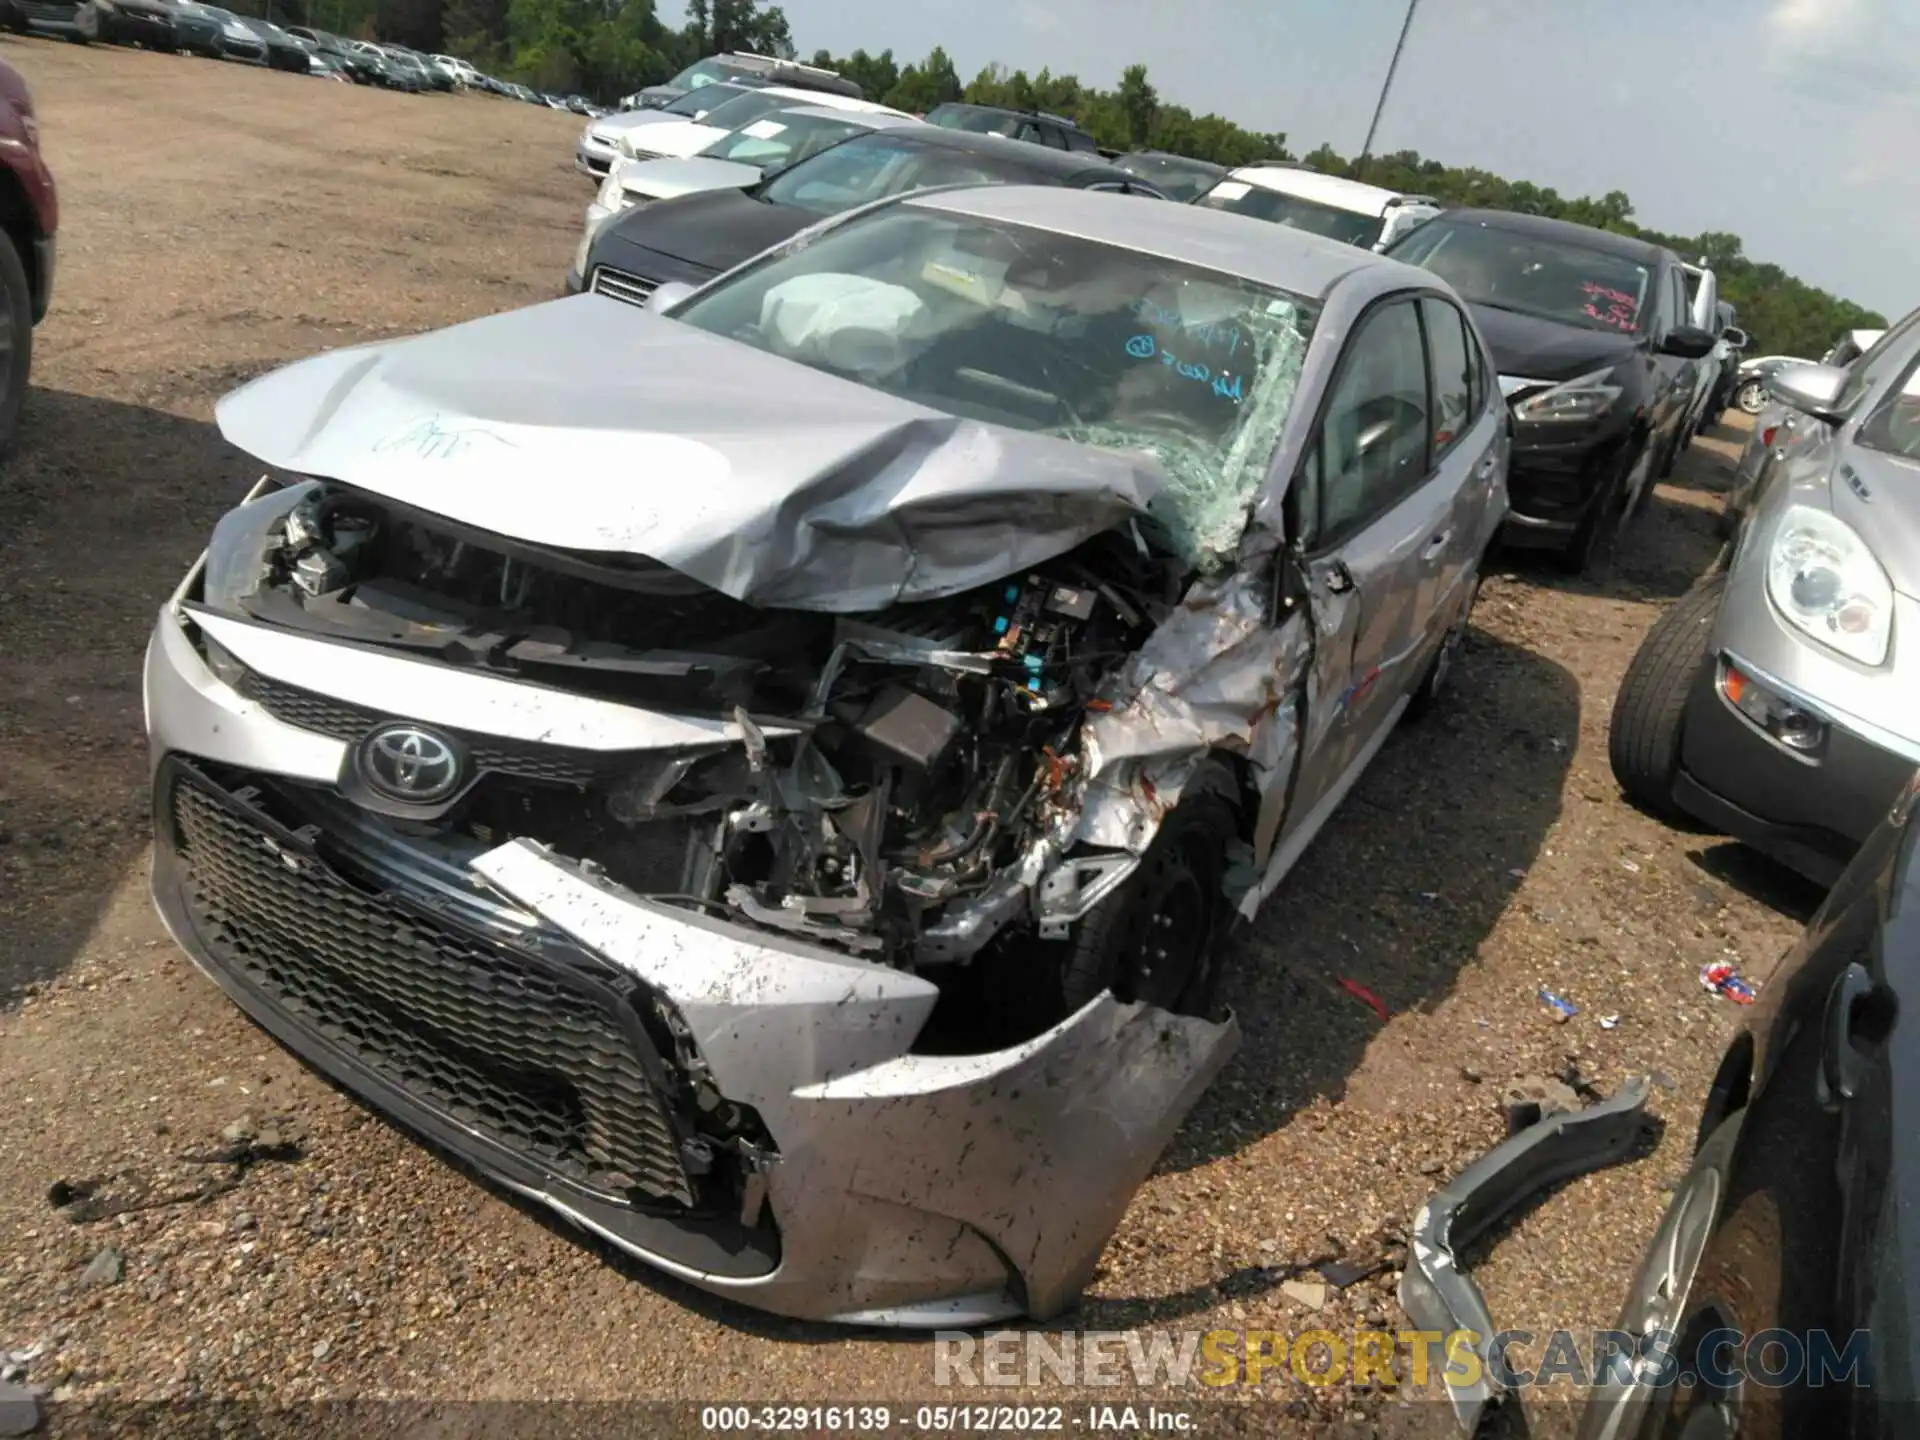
201;481;312;613
1766;504;1892;667
1509;366;1623;424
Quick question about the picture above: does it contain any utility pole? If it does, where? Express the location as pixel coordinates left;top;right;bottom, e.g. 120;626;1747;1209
1356;0;1421;180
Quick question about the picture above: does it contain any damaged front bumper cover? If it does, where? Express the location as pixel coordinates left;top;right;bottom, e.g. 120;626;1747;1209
1398;1076;1652;1433
144;603;1238;1325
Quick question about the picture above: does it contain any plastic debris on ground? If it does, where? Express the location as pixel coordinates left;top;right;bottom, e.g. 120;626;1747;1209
1538;988;1579;1023
1700;961;1757;1004
1337;977;1389;1022
1598;1014;1620;1030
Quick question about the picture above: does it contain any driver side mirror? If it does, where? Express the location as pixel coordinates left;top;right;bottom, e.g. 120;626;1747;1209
644;281;697;314
1767;361;1850;421
1721;325;1750;350
1660;325;1717;360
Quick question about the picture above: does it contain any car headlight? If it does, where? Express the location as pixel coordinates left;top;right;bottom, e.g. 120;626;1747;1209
1509;366;1624;424
202;482;313;613
1766;504;1894;666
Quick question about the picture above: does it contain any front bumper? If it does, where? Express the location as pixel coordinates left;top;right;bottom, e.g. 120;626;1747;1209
143;601;1236;1324
219;37;267;62
1498;422;1635;548
576;134;617;177
1674;578;1920;884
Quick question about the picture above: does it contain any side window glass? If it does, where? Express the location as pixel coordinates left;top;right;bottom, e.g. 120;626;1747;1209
1421;298;1473;457
1315;300;1431;547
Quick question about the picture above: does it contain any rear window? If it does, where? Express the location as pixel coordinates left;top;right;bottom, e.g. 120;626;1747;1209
761;134;1047;217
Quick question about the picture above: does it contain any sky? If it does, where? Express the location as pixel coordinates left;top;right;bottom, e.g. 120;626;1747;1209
689;0;1918;319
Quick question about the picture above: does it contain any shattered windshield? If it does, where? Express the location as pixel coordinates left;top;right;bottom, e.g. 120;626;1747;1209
671;204;1317;569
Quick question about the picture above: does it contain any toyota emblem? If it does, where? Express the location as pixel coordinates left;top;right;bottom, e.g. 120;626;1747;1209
359;723;464;803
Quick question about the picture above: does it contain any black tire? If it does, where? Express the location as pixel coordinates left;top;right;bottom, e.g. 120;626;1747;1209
1405;569;1479;721
1559;438;1648;576
1056;762;1239;1019
0;229;32;462
1608;572;1724;823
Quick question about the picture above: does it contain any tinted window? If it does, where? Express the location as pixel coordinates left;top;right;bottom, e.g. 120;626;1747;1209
1198;181;1384;249
1390;218;1653;335
698;90;801;132
663;83;747;116
669;58;759;91
1313;300;1431;545
926;104;1023;138
1065;129;1099;153
674;206;1318;567
761;136;1052;216
1421;298;1473;457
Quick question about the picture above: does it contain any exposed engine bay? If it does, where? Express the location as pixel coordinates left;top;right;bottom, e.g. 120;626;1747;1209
218;482;1197;1005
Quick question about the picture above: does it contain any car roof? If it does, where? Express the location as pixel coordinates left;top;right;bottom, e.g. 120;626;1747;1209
779;105;923;130
931;100;1087;131
745;85;905;117
905;184;1400;299
1435;206;1670;263
1224;166;1433;218
860;125;1133;180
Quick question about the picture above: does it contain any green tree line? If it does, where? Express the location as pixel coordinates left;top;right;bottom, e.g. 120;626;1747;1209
233;0;1880;356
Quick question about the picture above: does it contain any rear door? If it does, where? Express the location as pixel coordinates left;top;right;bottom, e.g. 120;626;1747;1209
1283;295;1458;826
1418;296;1503;619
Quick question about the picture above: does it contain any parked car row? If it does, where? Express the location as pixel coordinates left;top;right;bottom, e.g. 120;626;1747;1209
1;0;606;108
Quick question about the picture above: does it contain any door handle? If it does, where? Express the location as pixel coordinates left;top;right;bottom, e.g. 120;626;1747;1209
1422;530;1452;561
1323;560;1356;595
1819;962;1891;1109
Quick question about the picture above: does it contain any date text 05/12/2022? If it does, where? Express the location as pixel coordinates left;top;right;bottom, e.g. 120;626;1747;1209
697;1404;1196;1432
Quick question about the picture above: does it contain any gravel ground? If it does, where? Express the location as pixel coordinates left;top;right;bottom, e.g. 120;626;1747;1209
0;39;1825;1438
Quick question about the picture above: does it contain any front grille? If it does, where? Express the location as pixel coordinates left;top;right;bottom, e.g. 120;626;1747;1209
15;0;80;20
590;266;657;308
584;154;612;176
236;670;624;787
170;769;698;1205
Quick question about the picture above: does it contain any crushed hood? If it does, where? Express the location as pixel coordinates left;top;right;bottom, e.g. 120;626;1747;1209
615;154;764;201
214;295;1164;612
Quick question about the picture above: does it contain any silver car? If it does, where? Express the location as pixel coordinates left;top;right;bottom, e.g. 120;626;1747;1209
574;82;759;178
145;187;1507;1324
1611;304;1920;885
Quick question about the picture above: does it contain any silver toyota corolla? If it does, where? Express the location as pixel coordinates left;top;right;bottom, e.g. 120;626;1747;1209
1612;305;1920;885
145;186;1507;1324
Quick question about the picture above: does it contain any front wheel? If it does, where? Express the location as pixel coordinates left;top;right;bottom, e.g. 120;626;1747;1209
1736;380;1767;415
1608;573;1724;823
1559;440;1651;575
1056;763;1239;1019
0;229;32;460
1406;569;1480;720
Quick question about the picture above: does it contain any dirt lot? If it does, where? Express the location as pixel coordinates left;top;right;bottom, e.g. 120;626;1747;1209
0;38;1823;1437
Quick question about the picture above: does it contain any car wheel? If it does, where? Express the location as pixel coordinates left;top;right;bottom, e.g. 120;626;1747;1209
1406;569;1480;720
1736;380;1767;415
1608;572;1725;823
0;229;31;460
1057;762;1239;1019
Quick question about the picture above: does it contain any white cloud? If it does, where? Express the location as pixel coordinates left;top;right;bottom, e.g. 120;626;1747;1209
1767;0;1860;36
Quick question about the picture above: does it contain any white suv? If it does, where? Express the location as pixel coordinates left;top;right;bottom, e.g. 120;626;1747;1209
1196;165;1440;251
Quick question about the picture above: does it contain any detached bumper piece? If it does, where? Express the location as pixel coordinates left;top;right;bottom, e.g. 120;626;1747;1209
153;758;778;1278
1399;1076;1652;1434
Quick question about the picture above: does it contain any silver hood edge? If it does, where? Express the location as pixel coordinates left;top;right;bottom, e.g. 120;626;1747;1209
214;295;1166;614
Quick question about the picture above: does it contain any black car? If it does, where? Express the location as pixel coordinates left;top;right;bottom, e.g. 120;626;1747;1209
1578;776;1919;1438
1108;149;1227;203
237;15;309;71
1706;301;1747;418
286;26;357;73
387;44;451;91
77;0;176;48
571;126;1164;302
1387;209;1717;573
168;0;222;55
924;101;1101;153
1;0;86;39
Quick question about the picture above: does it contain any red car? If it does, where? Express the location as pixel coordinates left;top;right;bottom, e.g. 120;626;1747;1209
0;52;55;456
